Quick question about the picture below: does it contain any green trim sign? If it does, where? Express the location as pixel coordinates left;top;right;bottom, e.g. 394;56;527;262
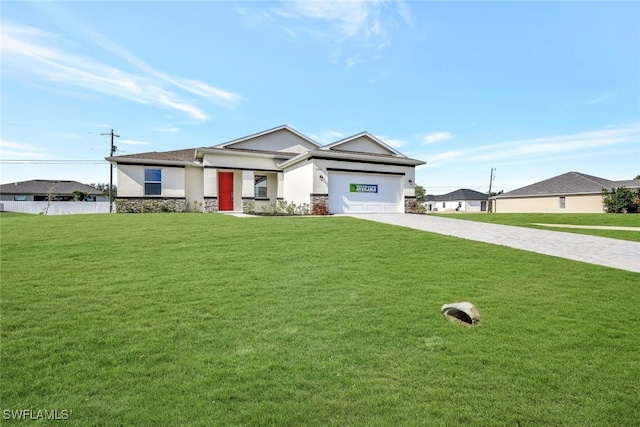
350;183;378;193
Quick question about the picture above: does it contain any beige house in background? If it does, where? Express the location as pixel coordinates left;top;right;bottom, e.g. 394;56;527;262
492;171;640;213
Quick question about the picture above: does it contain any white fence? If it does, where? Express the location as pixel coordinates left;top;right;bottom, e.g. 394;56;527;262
0;201;111;215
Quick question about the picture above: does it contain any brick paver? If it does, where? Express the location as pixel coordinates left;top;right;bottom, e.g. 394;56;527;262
346;214;640;273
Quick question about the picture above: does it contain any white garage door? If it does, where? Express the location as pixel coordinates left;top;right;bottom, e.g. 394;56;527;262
328;171;403;213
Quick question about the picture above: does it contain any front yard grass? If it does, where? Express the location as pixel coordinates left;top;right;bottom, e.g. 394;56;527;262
1;213;639;425
433;212;640;242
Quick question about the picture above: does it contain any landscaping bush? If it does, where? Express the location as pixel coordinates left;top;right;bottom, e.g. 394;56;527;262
602;187;639;213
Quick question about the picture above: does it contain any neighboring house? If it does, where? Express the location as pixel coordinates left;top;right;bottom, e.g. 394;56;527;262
425;189;489;212
492;171;640;213
0;180;106;201
107;125;426;214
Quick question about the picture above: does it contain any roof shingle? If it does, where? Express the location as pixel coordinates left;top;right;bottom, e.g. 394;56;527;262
0;180;102;195
496;172;639;198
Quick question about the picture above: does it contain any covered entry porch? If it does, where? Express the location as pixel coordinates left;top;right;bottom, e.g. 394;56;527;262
204;168;284;213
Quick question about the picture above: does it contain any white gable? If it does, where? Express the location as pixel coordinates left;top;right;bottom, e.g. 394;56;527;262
325;133;403;156
220;127;319;154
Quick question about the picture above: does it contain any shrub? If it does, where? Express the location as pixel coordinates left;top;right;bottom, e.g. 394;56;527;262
602;187;639;213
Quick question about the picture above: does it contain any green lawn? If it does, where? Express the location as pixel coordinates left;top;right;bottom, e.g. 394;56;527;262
433;213;640;242
1;213;639;425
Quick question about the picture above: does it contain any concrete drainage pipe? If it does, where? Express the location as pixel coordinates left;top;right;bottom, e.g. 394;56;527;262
441;302;480;326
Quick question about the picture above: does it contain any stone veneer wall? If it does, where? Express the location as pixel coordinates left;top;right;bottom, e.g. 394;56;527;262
204;197;218;213
115;198;187;213
404;196;418;214
310;194;329;215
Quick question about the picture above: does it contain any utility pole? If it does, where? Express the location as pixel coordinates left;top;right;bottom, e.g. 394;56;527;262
488;167;495;213
102;129;119;213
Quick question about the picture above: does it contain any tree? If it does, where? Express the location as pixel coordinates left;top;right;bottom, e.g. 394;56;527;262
414;184;425;203
41;184;58;215
89;182;116;197
72;191;89;201
602;187;639;213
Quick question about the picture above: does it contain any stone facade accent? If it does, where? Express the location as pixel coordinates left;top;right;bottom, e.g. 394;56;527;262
204;197;218;213
404;196;418;214
310;193;329;215
115;198;187;213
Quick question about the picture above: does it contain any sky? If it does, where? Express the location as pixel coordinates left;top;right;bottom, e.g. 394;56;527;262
1;0;639;195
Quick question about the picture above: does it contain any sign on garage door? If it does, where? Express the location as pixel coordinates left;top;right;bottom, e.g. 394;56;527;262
329;171;403;213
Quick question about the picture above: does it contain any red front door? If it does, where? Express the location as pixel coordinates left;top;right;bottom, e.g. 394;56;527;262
218;172;234;211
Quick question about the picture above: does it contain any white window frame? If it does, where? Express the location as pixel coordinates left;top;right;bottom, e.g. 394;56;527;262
144;168;162;196
254;175;268;199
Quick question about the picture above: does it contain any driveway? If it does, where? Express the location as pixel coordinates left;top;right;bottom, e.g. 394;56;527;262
346;213;640;274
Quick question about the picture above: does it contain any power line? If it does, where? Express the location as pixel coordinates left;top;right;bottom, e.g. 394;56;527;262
0;160;106;164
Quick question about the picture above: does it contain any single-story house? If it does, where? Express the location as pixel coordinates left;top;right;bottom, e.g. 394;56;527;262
425;189;489;212
106;125;426;214
492;171;640;213
0;180;106;201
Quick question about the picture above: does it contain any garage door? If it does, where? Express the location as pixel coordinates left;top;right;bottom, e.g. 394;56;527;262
328;171;403;213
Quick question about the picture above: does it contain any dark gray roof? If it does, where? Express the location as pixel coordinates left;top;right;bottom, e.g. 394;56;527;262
495;172;640;198
427;188;488;202
110;148;196;163
0;180;102;196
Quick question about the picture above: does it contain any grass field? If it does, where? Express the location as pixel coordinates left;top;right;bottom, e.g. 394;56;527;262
1;213;639;425
433;213;640;242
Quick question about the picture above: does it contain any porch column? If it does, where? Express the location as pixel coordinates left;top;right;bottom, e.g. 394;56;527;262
203;167;218;213
241;170;255;213
276;172;284;201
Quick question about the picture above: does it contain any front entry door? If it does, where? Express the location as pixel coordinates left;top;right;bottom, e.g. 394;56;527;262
218;172;234;211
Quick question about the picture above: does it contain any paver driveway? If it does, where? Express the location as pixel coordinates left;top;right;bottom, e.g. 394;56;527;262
346;213;640;274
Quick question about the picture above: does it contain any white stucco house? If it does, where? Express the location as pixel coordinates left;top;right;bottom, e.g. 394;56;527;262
107;125;426;214
425;189;489;212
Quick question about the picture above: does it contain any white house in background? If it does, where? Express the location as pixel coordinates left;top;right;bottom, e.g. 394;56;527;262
425;189;489;212
107;125;426;214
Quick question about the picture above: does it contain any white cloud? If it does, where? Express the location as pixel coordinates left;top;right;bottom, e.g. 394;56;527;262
153;127;180;133
260;0;412;66
289;1;372;38
0;140;48;160
423;131;453;144
0;22;242;121
310;130;348;144
118;139;150;146
588;93;615;105
424;124;640;166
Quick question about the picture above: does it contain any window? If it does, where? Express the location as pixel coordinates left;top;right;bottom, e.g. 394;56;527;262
14;195;27;201
254;175;268;198
559;196;566;209
145;169;162;196
442;202;446;208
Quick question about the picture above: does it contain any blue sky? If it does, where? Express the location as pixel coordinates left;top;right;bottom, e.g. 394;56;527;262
2;0;639;194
